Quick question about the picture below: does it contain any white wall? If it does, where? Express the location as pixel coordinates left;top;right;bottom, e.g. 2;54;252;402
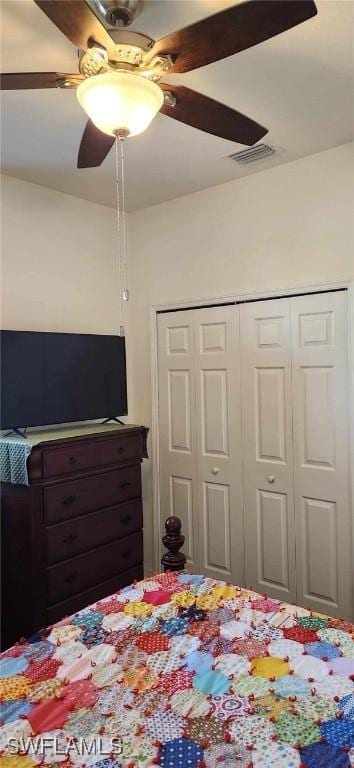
128;142;354;571
1;175;121;335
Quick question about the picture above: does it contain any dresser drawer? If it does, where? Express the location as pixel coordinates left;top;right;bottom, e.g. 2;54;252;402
43;443;98;479
44;465;141;524
45;498;143;564
47;531;143;604
46;565;144;625
98;434;142;467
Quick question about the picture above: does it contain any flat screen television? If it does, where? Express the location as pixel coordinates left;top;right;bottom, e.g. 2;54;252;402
0;330;128;430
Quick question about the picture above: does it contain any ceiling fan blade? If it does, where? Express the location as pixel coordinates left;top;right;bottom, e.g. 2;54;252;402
78;120;115;168
153;0;317;73
160;84;267;145
34;0;116;57
1;72;82;90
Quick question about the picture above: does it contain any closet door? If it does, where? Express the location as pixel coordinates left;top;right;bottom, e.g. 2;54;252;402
291;292;351;617
194;306;244;584
241;299;296;601
157;311;199;570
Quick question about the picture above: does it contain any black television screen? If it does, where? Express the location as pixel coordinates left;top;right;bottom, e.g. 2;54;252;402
0;330;128;429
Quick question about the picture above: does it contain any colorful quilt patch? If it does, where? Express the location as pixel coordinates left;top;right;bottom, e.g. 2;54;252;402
275;711;321;747
0;699;33;724
157;737;204;768
209;693;251;721
185;715;226;747
170;689;211;718
193;669;230;696
252;741;301;768
299;615;329;631
204;741;250;768
135;630;170;653
300;742;351;768
319;717;354;748
339;694;354;719
143;710;184;742
0;657;28;678
304;640;341;660
251;656;290;680
142;588;171;606
273;674;311;699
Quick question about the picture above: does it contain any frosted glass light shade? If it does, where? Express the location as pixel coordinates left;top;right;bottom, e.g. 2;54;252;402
77;71;163;137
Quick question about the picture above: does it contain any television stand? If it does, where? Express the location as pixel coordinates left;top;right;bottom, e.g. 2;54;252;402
2;427;28;439
101;417;125;426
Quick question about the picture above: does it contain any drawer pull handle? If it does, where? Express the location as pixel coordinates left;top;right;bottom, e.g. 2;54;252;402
117;446;125;454
121;514;132;525
69;456;77;466
64;571;78;584
63;533;78;544
121;549;131;560
119;481;131;490
62;494;77;507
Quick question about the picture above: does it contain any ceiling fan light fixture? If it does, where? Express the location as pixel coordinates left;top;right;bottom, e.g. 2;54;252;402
77;71;163;137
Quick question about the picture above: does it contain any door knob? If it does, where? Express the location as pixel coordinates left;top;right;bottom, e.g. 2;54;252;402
267;475;275;483
211;467;219;475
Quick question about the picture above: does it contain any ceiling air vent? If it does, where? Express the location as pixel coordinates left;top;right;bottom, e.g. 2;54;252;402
228;143;276;164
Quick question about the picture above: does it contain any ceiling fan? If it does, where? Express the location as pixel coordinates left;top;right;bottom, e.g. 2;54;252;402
1;0;317;169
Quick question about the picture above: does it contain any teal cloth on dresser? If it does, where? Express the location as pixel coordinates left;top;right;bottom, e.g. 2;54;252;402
0;437;34;485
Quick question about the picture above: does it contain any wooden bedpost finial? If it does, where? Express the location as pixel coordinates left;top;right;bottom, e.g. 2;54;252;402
161;515;186;573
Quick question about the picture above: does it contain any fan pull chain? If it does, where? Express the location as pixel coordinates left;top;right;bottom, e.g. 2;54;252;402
114;130;129;337
114;136;122;334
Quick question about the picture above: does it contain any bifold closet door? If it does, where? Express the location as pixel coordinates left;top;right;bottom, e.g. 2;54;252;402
241;299;297;602
291;291;351;617
193;307;244;584
157;311;199;570
157;306;244;582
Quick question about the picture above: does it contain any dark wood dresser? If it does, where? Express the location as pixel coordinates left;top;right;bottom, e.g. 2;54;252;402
1;424;148;649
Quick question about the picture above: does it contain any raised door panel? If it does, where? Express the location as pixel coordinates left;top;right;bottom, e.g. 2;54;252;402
202;482;231;575
167;325;191;355
257;490;290;593
300;367;335;469
170;475;194;565
194;306;244;584
241;299;296;602
255;368;286;463
168;370;192;452
200;369;229;456
291;291;351;618
299;311;334;348
157;311;199;571
200;322;226;354
256;315;286;349
300;497;338;609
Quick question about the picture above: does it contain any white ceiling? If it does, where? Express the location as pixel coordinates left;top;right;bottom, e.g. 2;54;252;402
1;0;354;211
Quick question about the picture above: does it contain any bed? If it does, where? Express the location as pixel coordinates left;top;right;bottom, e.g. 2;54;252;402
1;569;354;768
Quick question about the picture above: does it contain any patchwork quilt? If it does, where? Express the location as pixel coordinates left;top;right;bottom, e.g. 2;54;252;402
1;571;354;768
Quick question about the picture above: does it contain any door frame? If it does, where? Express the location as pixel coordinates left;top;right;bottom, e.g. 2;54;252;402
150;279;354;601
